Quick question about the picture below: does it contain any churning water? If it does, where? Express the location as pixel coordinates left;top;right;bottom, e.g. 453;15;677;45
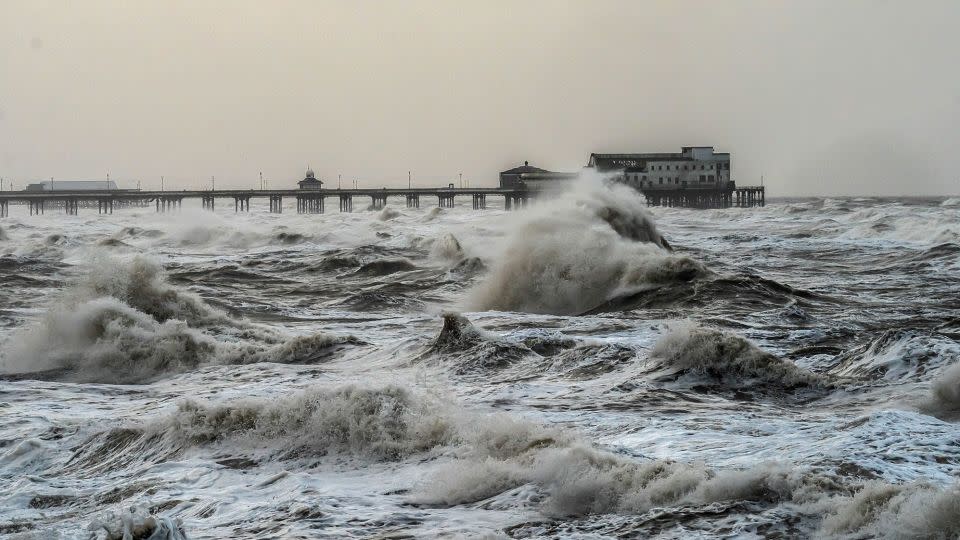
1;179;959;539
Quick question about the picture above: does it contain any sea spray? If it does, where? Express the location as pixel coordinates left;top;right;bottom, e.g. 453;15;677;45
468;176;704;315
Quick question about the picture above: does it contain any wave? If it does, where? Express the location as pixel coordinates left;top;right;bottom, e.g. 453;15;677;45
353;258;418;276
422;207;443;221
378;207;401;221
55;380;960;536
430;233;465;261
589;273;823;313
469;177;705;315
643;323;827;390
420;313;532;374
822;480;960;538
941;197;960;207
66;385;453;467
73;255;226;325
0;255;359;382
1;297;220;383
826;330;959;382
0;225;8;241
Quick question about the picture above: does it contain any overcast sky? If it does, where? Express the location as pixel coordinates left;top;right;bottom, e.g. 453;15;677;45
1;1;958;195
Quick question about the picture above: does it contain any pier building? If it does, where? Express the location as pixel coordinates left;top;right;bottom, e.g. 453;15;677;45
588;146;763;208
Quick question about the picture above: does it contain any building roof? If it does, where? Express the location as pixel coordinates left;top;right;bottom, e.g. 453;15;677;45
27;180;120;191
500;161;551;175
299;177;323;185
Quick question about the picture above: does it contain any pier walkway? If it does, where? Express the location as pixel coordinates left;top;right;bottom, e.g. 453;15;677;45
0;187;534;217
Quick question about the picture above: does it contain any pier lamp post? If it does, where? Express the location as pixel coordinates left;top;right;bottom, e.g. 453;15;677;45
161;176;164;191
408;171;411;189
106;173;110;191
339;174;342;190
459;173;462;189
211;176;215;191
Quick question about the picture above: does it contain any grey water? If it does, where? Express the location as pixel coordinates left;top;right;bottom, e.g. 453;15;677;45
1;181;959;539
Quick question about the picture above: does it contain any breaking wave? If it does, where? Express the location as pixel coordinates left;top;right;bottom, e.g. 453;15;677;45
0;254;358;382
827;330;959;382
645;323;827;390
941;197;960;207
822;480;960;538
469;177;705;315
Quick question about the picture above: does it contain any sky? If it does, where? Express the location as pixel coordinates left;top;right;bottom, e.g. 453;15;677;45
1;0;958;196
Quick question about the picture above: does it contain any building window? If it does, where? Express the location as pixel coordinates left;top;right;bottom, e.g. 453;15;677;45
708;175;715;182
724;163;730;170
709;165;713;170
659;177;663;184
642;175;647;181
700;165;705;170
699;175;706;183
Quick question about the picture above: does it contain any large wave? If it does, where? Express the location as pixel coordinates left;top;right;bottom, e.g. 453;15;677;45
468;176;705;315
0;254;358;383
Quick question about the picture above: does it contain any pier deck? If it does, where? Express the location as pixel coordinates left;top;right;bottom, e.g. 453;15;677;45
0;187;532;217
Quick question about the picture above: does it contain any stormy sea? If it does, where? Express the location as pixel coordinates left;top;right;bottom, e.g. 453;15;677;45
1;178;959;539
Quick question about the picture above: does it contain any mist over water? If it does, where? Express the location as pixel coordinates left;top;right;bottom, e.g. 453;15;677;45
1;182;959;538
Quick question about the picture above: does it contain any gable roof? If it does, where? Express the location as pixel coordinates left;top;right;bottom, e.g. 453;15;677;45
500;162;551;175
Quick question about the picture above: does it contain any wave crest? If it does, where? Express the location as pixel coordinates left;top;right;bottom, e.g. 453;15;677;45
469;178;704;315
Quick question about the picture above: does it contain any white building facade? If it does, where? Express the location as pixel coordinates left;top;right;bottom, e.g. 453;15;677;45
588;147;732;190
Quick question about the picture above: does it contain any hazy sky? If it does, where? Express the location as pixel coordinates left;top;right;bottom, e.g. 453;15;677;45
1;1;958;195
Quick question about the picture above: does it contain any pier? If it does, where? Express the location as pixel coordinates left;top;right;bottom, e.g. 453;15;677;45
640;184;765;208
0;187;534;217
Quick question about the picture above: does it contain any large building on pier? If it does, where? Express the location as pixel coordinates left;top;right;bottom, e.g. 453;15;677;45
588;146;731;190
25;180;120;191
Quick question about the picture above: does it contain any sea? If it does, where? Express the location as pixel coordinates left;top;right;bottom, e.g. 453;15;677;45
1;178;959;539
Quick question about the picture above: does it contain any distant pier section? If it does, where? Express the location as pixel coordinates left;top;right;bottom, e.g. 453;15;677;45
0;171;534;218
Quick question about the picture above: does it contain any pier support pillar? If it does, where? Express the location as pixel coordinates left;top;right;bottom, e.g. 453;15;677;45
405;194;420;208
297;194;324;214
269;195;283;213
234;196;250;212
438;194;455;208
201;195;215;211
339;194;353;212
